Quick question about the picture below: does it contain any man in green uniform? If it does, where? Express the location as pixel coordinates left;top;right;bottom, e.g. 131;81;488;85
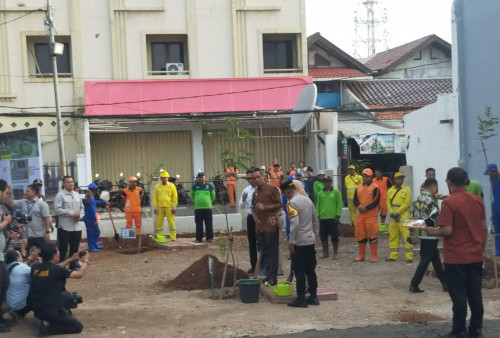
190;172;215;243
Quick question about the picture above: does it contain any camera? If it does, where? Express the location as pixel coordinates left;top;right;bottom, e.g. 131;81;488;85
15;213;32;225
69;292;83;309
78;250;87;258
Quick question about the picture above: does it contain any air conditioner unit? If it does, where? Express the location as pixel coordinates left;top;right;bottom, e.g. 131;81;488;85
166;63;184;72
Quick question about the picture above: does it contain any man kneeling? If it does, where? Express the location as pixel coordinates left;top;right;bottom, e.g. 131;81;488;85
28;243;90;336
281;180;320;308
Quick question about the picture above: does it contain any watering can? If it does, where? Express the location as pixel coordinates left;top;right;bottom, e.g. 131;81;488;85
149;234;167;243
265;281;293;296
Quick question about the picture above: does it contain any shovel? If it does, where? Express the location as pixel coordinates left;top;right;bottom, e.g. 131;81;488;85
106;207;120;241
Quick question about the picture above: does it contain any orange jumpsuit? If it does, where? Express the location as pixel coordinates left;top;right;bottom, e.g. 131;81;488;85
353;183;380;262
268;168;283;188
225;166;238;206
122;186;143;234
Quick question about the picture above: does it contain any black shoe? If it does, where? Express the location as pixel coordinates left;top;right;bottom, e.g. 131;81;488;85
0;316;11;327
409;285;425;293
0;322;9;333
34;317;48;337
265;277;277;286
206;239;213;242
287;298;308;308
468;329;483;338
247;267;255;274
307;296;320;305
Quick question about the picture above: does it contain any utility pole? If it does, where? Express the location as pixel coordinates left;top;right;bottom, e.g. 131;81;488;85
46;0;67;176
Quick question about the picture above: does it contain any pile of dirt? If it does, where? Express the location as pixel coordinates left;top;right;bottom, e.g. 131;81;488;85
338;223;354;237
159;254;249;291
99;235;157;251
396;311;445;323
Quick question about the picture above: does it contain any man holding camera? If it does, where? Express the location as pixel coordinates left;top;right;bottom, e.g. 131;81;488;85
8;184;51;253
28;243;89;336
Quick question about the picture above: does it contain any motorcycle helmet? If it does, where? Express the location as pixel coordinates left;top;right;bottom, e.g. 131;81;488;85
88;182;98;190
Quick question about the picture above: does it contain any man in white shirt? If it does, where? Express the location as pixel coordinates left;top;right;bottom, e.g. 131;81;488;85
53;176;84;271
239;170;257;274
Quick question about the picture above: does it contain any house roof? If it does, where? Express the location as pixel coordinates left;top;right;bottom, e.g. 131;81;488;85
364;34;451;74
346;79;452;107
307;32;372;74
84;77;312;116
308;67;366;78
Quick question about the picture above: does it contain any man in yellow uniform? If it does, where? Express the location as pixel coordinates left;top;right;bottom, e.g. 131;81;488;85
153;170;178;240
386;172;412;262
344;165;362;226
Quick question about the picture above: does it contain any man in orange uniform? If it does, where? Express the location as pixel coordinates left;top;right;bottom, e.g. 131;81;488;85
372;168;392;232
224;159;238;207
121;177;143;235
353;168;380;262
268;163;283;188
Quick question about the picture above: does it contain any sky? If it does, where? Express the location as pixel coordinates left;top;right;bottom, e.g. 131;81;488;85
306;0;454;57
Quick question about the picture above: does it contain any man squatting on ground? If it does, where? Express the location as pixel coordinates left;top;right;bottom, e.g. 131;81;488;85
353;168;380;263
29;243;90;336
239;170;257;274
251;167;282;286
53;176;84;271
426;167;487;338
281;180;320;308
153;170;178;240
191;172;215;243
121;176;143;236
315;176;342;259
408;177;447;293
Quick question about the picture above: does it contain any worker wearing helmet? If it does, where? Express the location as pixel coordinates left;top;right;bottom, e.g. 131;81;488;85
153;170;178;240
82;183;108;252
386;172;413;262
121;177;144;235
353;168;380;263
345;165;363;227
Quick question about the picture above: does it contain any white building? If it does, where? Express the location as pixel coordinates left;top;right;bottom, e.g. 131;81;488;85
0;0;313;192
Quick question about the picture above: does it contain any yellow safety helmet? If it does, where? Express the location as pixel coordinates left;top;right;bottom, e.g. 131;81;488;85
159;170;169;178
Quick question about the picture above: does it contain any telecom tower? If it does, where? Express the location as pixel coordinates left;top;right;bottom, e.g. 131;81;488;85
353;0;389;58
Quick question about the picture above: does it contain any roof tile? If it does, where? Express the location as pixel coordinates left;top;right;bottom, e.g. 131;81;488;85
309;67;366;78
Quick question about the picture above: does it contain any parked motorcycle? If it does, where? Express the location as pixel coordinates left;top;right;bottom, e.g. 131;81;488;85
135;173;150;206
211;174;228;205
168;175;189;205
93;174;125;212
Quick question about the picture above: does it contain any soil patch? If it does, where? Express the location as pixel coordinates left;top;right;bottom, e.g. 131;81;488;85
99;234;156;250
159;254;249;291
396;311;445;323
338;223;354;237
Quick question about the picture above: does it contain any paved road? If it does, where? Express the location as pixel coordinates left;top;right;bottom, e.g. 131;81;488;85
263;320;500;337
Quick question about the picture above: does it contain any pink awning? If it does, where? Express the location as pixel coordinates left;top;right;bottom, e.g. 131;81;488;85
84;76;313;116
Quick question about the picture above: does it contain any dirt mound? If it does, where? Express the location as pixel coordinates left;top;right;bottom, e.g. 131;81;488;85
159;254;249;291
396;311;445;323
338;223;354;237
99;235;157;251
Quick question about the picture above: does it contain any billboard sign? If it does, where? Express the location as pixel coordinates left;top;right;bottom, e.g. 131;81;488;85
0;128;43;199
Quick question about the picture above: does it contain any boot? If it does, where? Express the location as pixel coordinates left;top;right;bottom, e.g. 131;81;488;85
321;240;329;258
354;243;366;262
87;238;99;252
288;294;308;308
307;291;320;305
332;242;339;259
370;242;378;263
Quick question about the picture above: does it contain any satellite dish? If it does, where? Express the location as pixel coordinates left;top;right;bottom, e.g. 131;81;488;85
290;83;317;132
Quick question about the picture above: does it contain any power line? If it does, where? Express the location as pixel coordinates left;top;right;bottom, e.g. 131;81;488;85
0;9;44;26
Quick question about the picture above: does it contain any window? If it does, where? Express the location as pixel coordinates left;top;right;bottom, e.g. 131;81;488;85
263;34;300;73
27;36;72;78
147;35;188;75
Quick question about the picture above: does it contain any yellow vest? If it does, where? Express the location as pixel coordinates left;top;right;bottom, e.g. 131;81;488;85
386;185;411;219
153;182;178;207
345;174;362;199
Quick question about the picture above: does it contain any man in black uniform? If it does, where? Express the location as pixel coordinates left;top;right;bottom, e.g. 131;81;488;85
28;243;90;336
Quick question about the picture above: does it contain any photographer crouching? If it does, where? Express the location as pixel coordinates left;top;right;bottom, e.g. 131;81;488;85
28;243;89;336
